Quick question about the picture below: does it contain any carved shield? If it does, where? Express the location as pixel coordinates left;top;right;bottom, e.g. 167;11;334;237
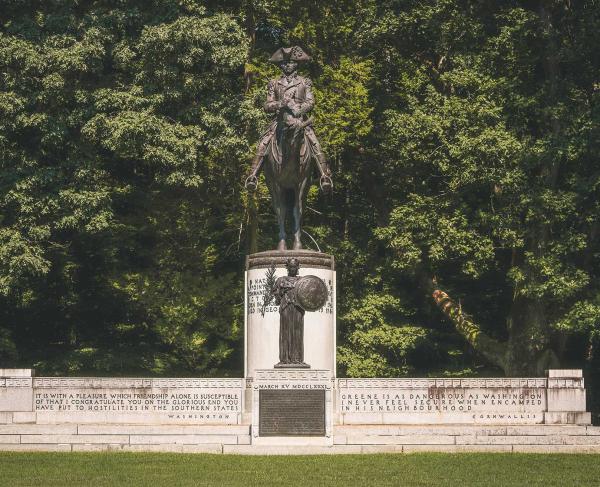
295;275;328;312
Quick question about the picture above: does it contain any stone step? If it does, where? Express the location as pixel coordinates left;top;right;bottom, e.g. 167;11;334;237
0;435;20;444
456;435;600;445
71;443;223;453
0;444;71;452
512;445;600;453
340;434;455;445
129;434;239;445
402;445;513;453
77;424;249;435
21;434;129;444
335;433;600;446
223;445;364;455
0;439;598;454
224;444;600;454
0;424;77;434
12;433;251;445
505;425;589;435
333;424;595;436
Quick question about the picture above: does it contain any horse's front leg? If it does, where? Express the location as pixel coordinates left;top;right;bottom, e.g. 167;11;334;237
292;202;302;250
292;178;309;250
273;187;287;251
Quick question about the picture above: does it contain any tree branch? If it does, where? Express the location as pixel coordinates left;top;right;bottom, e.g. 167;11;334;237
432;289;508;372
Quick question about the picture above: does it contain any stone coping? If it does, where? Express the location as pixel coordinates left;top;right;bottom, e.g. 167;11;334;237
246;250;334;270
338;378;550;388
253;369;332;381
0;376;585;389
32;378;243;388
0;369;31;377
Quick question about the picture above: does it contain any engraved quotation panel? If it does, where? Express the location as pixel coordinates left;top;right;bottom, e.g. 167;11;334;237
33;378;243;424
247;272;334;317
338;379;547;424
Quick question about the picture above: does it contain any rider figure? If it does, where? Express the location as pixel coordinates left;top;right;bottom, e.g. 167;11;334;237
245;46;333;192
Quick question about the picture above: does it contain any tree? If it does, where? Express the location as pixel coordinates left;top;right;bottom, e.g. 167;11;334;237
366;0;600;375
0;1;249;375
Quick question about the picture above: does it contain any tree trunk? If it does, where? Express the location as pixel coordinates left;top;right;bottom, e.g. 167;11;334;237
505;296;558;375
433;288;559;375
432;289;508;372
499;0;563;375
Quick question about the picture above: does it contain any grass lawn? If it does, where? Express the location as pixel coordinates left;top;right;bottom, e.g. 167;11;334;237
0;452;599;486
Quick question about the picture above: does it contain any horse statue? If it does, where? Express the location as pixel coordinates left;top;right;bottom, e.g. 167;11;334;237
245;47;332;251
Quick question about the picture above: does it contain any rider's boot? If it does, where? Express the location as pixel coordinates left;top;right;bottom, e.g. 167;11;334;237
315;153;333;193
245;154;262;191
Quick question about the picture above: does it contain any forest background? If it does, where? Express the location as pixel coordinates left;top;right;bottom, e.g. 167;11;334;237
1;0;599;420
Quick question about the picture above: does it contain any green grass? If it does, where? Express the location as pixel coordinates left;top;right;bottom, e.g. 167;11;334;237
0;452;599;486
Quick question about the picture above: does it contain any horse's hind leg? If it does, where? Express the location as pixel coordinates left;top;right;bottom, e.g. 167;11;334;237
292;178;309;250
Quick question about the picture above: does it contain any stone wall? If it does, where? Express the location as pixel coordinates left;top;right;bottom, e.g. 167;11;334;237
0;368;596;453
336;371;590;425
30;377;242;425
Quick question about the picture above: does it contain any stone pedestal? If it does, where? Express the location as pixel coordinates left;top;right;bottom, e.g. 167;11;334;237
244;251;336;379
243;251;336;442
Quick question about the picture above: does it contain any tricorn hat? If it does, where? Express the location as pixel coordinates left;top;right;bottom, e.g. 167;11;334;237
269;46;311;64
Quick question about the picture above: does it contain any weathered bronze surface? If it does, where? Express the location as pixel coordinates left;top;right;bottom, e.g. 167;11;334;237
272;258;307;367
245;46;332;251
270;258;328;368
295;275;328;312
259;389;326;436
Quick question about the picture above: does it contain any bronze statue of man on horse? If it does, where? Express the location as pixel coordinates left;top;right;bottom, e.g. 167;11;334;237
245;46;333;251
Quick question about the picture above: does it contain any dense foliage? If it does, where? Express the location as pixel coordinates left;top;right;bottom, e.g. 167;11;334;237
1;0;599;414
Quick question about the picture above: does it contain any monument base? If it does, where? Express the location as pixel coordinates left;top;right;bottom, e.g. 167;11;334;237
0;369;596;453
250;369;333;442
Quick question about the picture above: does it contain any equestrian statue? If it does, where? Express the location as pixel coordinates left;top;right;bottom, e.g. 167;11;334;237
245;46;333;251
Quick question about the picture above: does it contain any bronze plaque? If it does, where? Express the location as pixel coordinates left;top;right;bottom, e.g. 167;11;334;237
259;389;326;436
